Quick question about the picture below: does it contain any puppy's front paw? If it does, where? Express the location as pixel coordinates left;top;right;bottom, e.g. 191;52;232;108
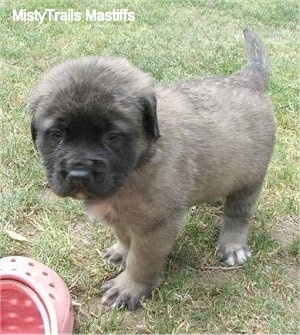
101;271;153;310
217;233;251;266
103;242;128;268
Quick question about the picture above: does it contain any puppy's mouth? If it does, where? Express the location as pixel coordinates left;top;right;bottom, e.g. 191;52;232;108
50;167;120;201
62;175;105;200
56;180;108;201
72;186;93;200
52;178;93;200
48;156;131;201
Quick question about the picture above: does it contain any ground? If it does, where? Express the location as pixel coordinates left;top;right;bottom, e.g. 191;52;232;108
0;0;299;333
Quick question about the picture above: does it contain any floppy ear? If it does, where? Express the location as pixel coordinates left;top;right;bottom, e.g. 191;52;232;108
31;118;37;147
29;90;43;147
141;94;160;140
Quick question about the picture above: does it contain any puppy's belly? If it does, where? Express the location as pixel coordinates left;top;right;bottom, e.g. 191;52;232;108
187;166;259;206
189;186;228;206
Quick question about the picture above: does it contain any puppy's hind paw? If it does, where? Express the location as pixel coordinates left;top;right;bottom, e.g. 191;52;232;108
221;249;252;266
217;232;252;266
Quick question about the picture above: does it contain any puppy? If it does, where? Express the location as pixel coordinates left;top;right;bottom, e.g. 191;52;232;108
30;29;275;310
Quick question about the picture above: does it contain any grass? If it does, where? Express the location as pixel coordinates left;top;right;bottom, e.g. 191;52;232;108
0;0;299;333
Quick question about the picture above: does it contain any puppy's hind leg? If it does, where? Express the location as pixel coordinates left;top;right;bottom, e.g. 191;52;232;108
217;184;262;266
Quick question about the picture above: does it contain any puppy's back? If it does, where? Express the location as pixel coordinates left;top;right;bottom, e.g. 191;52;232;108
154;30;275;203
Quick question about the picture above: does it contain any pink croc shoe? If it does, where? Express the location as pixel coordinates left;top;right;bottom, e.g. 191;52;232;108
0;256;74;334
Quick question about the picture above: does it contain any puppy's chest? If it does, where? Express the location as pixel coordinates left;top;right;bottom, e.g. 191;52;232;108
86;201;119;225
86;176;155;226
86;192;151;227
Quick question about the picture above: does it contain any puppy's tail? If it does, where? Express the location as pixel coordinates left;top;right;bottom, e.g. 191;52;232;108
238;29;270;91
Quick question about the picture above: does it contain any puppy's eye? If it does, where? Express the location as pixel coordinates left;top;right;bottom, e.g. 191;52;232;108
104;131;124;143
48;129;63;141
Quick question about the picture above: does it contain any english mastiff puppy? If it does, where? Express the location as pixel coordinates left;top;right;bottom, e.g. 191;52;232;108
30;29;275;309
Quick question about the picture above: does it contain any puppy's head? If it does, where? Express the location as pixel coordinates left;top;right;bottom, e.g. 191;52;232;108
30;56;159;200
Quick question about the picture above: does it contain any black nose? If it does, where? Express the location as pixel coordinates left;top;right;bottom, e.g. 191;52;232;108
66;160;93;182
65;159;107;183
68;169;92;181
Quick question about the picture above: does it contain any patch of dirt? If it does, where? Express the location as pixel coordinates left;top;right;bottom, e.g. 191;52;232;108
286;264;300;283
73;296;147;334
285;264;300;313
198;267;239;287
123;310;150;334
272;214;299;247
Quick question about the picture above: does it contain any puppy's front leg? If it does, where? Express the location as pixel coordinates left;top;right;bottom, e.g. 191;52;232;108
101;222;176;310
103;225;130;268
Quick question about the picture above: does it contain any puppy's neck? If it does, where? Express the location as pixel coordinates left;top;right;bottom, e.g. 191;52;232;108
135;141;158;168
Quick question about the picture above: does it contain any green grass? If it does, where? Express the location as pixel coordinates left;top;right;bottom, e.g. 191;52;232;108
1;0;299;333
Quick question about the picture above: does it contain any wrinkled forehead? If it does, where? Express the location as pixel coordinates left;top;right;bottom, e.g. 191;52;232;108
38;115;55;131
37;109;137;134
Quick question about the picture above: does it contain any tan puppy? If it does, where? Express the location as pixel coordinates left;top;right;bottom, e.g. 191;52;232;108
30;29;275;309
